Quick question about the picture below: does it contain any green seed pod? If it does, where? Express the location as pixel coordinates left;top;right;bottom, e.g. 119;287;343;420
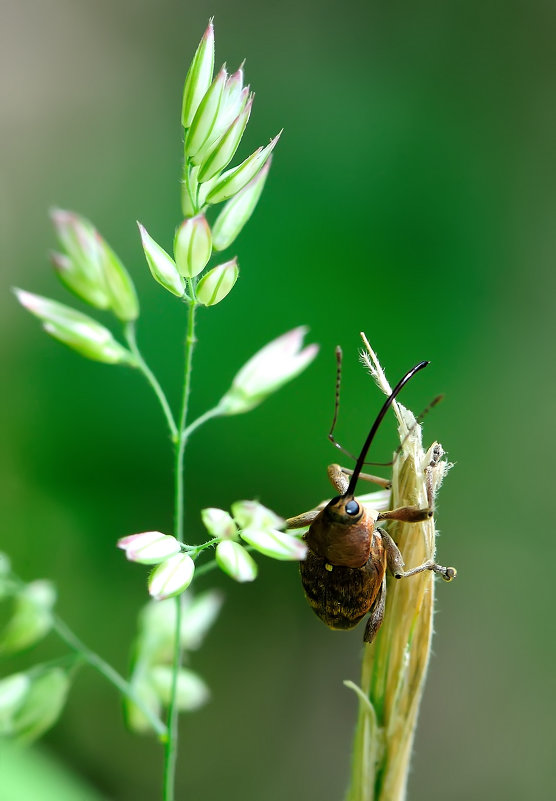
14;289;136;365
181;20;215;129
239;528;307;561
198;95;252;183
196;258;238;306
0;581;56;656
138;223;184;297
174;214;212;278
51;209;138;320
50;209;110;309
100;237;139;322
148;554;195;600
219;327;319;414
11;668;70;744
205;132;280;205
212;158;271;250
216;540;258;583
185;66;227;163
201;507;237;539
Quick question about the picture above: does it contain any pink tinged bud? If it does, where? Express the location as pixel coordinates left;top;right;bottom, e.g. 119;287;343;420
198;96;253;183
207;77;249;150
218;68;245;129
50;249;106;310
196;258;238;306
50;209;110;309
150;665;210;711
181;20;215;129
205;132;281;205
239;528;308;561
216;540;258;582
174;214;212;278
185;66;228;163
201;508;237;539
138;223;184;297
14;289;136;365
50;209;138;320
117;531;181;565
148;554;195;600
212;158;271;251
219;326;319;415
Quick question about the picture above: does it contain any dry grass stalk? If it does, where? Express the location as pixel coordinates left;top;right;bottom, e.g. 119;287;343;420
345;334;450;801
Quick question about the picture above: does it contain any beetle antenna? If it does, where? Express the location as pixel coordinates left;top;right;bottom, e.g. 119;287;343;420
345;361;429;497
328;346;359;461
361;394;444;467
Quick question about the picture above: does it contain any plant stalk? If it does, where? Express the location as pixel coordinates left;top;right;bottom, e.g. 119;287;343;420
125;322;178;441
162;295;197;801
345;336;450;801
53;615;167;737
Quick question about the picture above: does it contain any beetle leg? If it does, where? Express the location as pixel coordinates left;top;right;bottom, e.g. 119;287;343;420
286;509;321;529
379;528;457;583
378;506;433;523
363;576;386;643
336;465;391;490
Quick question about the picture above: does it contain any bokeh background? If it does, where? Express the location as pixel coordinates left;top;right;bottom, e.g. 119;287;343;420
2;1;555;799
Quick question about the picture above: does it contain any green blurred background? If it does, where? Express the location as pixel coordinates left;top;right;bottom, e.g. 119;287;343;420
2;0;555;798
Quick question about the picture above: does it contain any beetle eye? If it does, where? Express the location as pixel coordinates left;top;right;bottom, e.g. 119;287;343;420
345;499;360;516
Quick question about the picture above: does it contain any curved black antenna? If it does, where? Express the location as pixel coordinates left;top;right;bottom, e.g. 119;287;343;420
345;361;430;498
360;394;444;467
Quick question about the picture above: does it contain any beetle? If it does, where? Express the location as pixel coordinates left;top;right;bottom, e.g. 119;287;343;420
287;358;456;644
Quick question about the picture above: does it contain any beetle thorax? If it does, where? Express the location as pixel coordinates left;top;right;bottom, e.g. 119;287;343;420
305;497;373;568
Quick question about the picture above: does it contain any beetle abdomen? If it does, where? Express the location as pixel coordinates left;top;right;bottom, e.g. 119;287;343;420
300;543;386;631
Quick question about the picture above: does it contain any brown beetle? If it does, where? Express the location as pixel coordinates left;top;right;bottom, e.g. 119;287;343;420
288;360;456;643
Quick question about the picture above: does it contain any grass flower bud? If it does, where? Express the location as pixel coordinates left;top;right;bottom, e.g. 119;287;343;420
215;67;246;137
198;95;252;183
181;20;215;129
98;237;139;322
117;531;181;565
180;591;223;650
239;528;307;561
0;674;30;735
205;132;280;205
148;554;195;601
219;326;318;414
50;208;109;309
174;214;212;278
201;508;237;539
216;540;258;582
14;289;136;365
196;258;238;306
138;222;184;297
231;500;284;531
185;66;227;163
125;675;161;734
51;209;138;320
212;159;270;251
11;668;69;744
150;665;210;711
0;580;56;656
